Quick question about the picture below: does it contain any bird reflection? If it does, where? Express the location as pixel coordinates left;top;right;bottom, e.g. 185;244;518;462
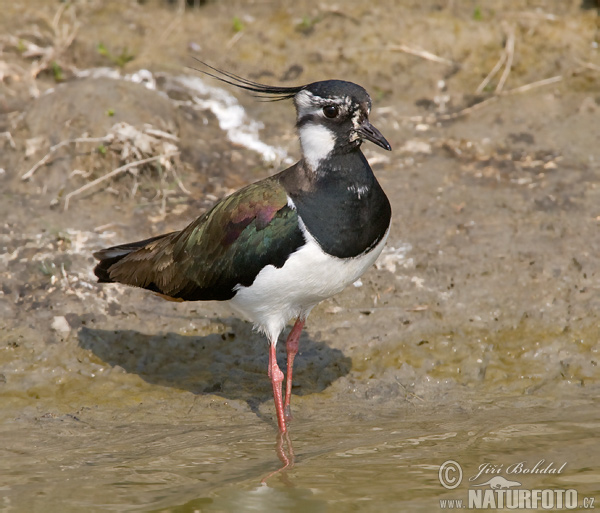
262;431;295;484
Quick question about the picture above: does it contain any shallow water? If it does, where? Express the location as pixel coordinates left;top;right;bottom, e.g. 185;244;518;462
2;394;598;512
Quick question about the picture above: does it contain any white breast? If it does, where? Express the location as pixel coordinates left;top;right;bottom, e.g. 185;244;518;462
228;220;389;344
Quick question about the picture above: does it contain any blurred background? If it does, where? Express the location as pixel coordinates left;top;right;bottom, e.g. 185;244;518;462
0;1;599;511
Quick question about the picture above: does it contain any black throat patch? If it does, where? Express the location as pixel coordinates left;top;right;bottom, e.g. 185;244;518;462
280;151;391;258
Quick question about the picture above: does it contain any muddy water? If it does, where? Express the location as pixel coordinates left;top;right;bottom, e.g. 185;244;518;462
1;396;598;512
1;1;600;511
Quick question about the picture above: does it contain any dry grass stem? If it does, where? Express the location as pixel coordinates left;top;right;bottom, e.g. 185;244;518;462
29;3;80;78
504;10;559;22
21;136;113;180
578;61;600;72
388;44;454;66
505;75;563;94
63;152;180;211
226;31;244;50
403;69;564;124
439;73;563;121
170;167;192;195
0;131;16;149
475;22;516;95
437;96;500;121
159;6;185;45
495;24;516;93
476;51;507;94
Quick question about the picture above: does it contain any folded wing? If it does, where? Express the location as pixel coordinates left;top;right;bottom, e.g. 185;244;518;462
93;179;305;301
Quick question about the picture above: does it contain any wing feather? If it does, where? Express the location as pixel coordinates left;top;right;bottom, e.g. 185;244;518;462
95;178;305;301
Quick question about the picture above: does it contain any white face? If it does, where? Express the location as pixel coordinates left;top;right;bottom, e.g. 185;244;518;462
295;89;362;171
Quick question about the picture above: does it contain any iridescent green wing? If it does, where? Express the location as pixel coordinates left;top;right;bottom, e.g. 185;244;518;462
103;177;304;301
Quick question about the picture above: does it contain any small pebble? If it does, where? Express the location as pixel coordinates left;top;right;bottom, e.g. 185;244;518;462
51;316;71;333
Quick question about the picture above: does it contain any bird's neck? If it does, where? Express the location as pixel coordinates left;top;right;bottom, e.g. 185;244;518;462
279;147;390;259
303;145;373;186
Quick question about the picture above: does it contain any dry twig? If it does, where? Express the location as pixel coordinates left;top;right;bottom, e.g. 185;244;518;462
225;31;244;50
28;3;80;78
388;44;454;66
475;22;516;94
21;136;113;180
440;74;563;121
63;152;179;211
170;166;192;195
401;71;565;124
495;24;515;93
0;131;16;149
504;10;559;22
159;4;185;45
476;51;507;94
505;75;563;94
577;60;600;72
438;96;500;121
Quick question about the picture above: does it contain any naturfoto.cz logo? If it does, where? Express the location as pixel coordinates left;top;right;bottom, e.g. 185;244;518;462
438;460;596;510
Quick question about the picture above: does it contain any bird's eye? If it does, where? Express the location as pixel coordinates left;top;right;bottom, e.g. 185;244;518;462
323;105;339;119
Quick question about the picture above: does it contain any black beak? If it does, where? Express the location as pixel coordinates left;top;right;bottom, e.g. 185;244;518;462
358;120;392;151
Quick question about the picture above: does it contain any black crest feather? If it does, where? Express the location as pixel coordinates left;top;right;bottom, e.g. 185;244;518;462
189;59;304;101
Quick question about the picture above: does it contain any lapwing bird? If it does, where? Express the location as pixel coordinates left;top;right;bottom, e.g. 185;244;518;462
93;62;392;433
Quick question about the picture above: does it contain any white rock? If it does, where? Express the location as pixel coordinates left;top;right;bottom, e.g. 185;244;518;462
51;316;71;333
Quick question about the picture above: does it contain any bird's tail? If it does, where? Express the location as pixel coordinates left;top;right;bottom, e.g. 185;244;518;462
93;233;175;284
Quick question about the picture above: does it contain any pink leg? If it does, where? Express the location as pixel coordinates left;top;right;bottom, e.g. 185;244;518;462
283;318;305;420
268;342;287;433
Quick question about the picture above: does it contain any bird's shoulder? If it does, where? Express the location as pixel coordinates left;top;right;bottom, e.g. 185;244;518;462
159;174;305;299
176;175;296;251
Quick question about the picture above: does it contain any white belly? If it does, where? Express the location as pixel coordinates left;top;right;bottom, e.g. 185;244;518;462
228;226;389;344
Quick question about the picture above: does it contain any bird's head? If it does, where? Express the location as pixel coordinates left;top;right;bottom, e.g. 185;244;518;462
190;61;391;171
293;80;391;171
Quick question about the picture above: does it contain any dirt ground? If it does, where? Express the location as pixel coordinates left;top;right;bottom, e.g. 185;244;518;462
0;1;599;511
